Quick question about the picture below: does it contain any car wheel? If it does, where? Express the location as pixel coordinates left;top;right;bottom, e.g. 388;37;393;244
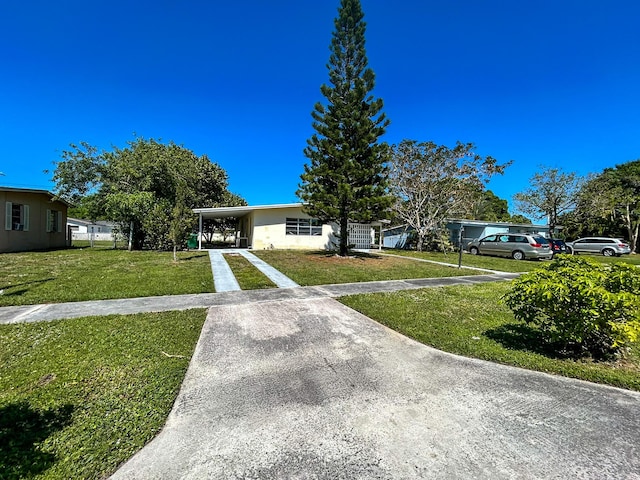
567;247;575;255
602;248;615;257
512;250;525;260
469;247;479;255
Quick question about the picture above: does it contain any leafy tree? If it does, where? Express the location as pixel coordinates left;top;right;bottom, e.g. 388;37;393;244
508;214;532;224
298;0;392;256
52;137;238;253
567;160;640;252
513;166;584;235
558;178;622;241
472;190;511;221
67;194;103;221
388;140;510;251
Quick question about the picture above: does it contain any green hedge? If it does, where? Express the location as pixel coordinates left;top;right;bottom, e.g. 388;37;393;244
502;255;640;358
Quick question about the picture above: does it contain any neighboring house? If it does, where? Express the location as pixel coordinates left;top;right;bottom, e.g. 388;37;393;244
67;218;116;241
0;187;70;253
193;203;381;250
383;219;554;250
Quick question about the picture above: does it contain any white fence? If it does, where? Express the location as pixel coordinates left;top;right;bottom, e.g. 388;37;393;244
71;232;114;241
348;223;374;249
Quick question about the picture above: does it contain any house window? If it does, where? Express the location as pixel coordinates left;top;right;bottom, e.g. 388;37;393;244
5;202;30;231
46;209;62;233
286;218;322;236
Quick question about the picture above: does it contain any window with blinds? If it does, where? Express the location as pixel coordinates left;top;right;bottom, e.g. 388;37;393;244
285;218;322;236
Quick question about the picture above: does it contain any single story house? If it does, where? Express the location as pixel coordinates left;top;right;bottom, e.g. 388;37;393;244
67;218;116;241
383;219;555;249
1;187;70;253
193;203;383;250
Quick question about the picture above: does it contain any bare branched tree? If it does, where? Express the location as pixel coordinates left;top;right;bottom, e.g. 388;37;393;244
388;140;510;251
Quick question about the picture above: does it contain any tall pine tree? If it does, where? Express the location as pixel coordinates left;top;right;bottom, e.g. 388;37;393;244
298;0;391;256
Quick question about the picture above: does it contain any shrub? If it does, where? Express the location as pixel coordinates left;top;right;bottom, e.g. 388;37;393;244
501;255;640;358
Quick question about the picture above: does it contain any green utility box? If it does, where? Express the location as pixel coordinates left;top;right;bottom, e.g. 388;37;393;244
187;234;198;249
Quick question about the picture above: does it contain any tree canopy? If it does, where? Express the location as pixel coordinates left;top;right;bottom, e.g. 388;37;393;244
472;190;511;222
52;137;241;252
564;159;640;251
513;166;584;235
297;0;392;256
388;140;510;251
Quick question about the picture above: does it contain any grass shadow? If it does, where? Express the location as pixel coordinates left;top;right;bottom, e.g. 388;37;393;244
305;250;382;260
179;253;208;261
0;401;74;479
484;323;581;360
0;278;55;294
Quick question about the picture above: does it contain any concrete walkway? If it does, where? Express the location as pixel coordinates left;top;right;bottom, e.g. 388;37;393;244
111;296;640;479
207;250;241;292
0;273;518;325
208;249;299;292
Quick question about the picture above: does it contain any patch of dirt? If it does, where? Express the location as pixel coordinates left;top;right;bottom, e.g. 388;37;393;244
37;373;56;387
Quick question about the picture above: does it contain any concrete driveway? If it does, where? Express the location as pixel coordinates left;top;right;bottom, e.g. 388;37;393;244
112;297;640;479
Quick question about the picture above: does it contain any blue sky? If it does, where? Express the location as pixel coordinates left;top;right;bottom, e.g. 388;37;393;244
2;1;639;215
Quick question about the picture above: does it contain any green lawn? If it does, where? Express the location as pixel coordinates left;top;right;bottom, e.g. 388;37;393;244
223;253;276;290
0;309;207;479
382;249;548;272
0;248;214;306
578;253;640;265
385;249;640;271
252;249;483;285
340;282;640;391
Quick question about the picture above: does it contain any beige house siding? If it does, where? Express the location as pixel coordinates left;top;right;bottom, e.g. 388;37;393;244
0;189;69;253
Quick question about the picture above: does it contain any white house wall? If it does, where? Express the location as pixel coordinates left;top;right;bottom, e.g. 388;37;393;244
251;206;333;250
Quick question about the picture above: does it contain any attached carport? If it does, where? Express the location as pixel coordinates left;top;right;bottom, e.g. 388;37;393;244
193;205;258;250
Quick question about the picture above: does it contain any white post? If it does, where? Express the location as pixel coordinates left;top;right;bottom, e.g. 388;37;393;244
198;213;203;250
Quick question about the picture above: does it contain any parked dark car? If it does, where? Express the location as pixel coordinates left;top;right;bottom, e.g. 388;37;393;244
548;238;568;256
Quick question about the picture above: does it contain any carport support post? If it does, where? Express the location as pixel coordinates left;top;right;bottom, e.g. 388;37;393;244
198;212;203;250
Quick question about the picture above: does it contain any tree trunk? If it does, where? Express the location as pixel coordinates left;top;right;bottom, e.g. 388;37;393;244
416;234;424;252
128;221;134;252
625;204;639;253
339;213;349;257
173;244;178;262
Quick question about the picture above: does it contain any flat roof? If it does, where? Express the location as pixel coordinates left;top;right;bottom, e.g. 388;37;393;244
0;186;72;206
193;203;303;219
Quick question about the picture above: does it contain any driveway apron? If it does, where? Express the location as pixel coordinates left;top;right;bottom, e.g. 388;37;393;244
111;296;640;479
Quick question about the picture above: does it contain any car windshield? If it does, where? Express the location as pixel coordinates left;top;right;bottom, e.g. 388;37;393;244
534;236;549;244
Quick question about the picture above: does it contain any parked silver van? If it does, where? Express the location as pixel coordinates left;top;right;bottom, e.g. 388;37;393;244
566;237;631;257
467;233;553;260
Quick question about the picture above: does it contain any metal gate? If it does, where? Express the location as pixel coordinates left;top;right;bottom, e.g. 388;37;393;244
347;223;372;249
